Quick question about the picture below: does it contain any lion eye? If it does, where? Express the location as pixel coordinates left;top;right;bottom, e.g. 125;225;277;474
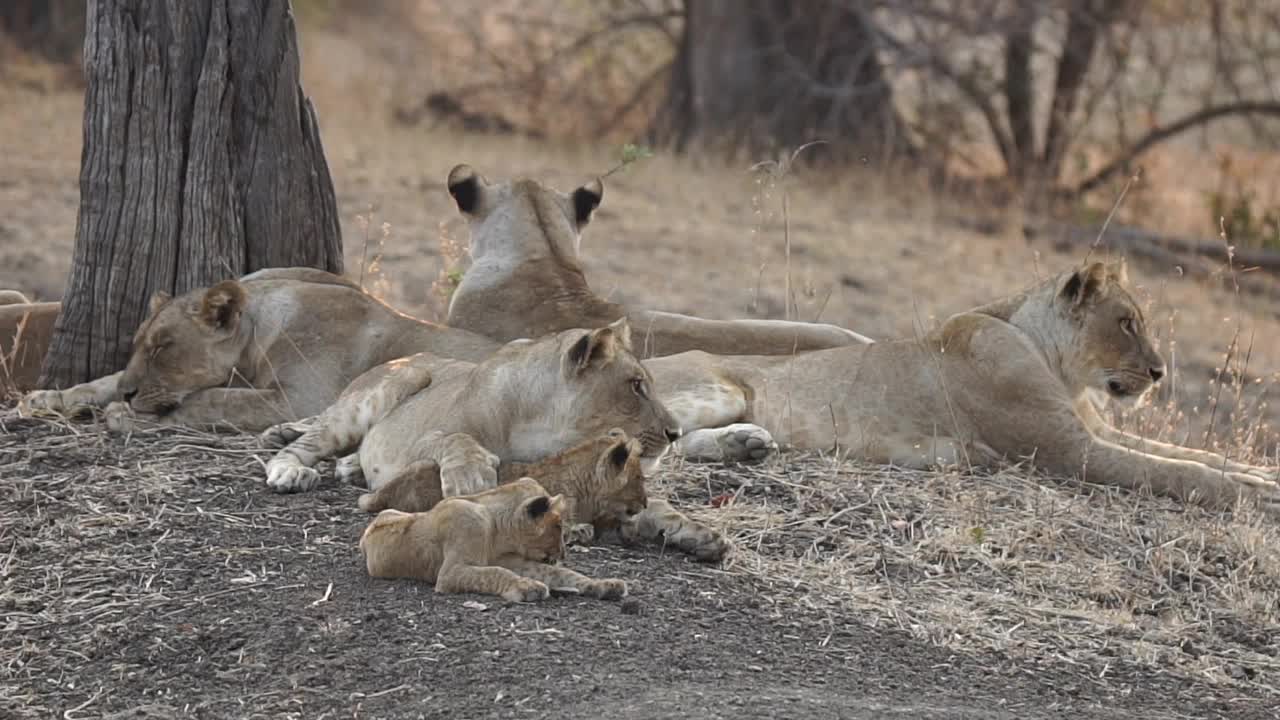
630;378;646;397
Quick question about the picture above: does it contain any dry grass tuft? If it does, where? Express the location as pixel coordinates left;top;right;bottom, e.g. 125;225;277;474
653;453;1280;694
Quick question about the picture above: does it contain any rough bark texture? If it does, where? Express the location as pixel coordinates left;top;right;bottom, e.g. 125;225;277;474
652;0;910;161
41;0;342;388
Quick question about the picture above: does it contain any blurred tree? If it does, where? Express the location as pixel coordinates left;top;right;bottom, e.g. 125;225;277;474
651;0;912;161
0;0;85;62
40;0;342;388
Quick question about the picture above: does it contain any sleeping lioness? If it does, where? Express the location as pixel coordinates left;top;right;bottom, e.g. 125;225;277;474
645;262;1280;512
19;268;499;430
360;477;628;602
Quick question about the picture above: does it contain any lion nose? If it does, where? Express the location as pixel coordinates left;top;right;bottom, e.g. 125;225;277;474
664;426;682;443
1148;365;1166;382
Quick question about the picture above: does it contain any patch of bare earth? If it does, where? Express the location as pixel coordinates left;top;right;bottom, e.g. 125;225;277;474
1;412;1277;719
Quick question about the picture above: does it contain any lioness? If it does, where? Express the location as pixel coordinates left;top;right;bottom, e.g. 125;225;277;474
19;268;500;430
360;477;628;602
357;428;731;562
265;317;681;497
646;262;1280;512
442;164;873;357
0;291;58;392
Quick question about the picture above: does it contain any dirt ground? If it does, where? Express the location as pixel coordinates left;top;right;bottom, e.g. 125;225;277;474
4;11;1280;719
2;415;1277;720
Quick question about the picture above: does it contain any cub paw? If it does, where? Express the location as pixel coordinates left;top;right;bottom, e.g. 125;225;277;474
564;523;596;546
259;421;310;449
265;459;322;494
717;423;777;462
584;578;628;600
335;454;366;488
501;579;550;603
686;531;733;564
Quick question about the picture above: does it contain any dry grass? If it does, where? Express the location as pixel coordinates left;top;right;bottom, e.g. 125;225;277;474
655;453;1280;694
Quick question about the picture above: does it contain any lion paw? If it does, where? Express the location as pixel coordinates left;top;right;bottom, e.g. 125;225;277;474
501;579;550;603
335;454;366;488
686;532;733;563
717;423;777;462
584;578;628;600
265;459;322;494
564;523;596;546
103;401;137;434
259;421;310;449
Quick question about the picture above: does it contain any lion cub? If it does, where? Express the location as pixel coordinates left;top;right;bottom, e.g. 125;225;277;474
357;429;646;533
359;477;628;602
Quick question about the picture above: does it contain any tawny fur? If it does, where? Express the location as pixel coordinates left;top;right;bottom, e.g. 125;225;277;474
19;268;499;430
359;477;628;602
442;164;872;356
647;262;1280;512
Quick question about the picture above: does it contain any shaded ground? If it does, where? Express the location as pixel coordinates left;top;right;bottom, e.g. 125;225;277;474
2;415;1276;720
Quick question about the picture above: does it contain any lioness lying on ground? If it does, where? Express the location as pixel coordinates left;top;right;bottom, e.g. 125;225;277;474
264;320;730;560
0;291;58;392
19;268;499;431
442;164;873;356
360;477;628;602
645;262;1280;512
356;428;731;562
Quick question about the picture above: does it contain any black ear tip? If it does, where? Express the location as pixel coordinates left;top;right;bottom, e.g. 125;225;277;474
572;184;602;225
527;495;551;519
608;441;631;468
568;332;592;366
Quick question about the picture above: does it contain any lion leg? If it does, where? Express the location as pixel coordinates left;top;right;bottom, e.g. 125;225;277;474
435;558;549;603
621;499;731;563
659;377;778;463
357;460;443;513
497;557;627;600
266;357;434;493
435;433;500;498
260;418;316;449
20;371;122;416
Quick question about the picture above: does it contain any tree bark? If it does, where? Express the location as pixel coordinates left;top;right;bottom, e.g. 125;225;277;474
40;0;342;388
652;0;911;162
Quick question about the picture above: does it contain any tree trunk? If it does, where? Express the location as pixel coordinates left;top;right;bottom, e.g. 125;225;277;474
40;0;342;388
652;0;910;162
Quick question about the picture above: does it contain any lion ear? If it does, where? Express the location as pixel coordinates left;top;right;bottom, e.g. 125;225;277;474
199;280;247;331
1107;258;1129;285
447;164;485;215
148;290;171;316
566;321;628;374
523;495;552;521
571;178;603;226
1061;262;1107;307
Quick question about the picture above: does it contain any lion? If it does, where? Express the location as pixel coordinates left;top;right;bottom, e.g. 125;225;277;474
360;477;628;602
19;268;500;431
356;428;731;562
442;164;873;357
645;262;1280;512
0;291;58;392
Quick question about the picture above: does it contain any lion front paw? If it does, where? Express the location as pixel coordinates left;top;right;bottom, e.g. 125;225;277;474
20;389;67;416
265;458;322;494
259;421;310;449
584;578;628;600
103;401;139;434
716;423;778;462
564;523;596;546
501;579;550;603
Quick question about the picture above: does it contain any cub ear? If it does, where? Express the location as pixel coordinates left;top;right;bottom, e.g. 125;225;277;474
199;280;246;331
607;439;632;470
524;495;552;520
1107;258;1129;285
1061;262;1107;307
148;290;172;316
571;178;603;226
447;164;485;215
